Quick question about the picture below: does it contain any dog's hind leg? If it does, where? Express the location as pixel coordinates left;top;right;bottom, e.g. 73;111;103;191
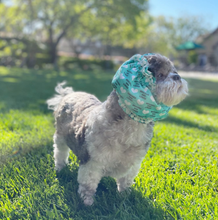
53;133;70;171
77;160;102;206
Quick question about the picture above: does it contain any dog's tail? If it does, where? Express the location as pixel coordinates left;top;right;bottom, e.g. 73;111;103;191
46;81;73;111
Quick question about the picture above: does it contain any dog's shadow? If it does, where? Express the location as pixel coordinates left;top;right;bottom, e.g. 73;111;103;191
57;164;179;220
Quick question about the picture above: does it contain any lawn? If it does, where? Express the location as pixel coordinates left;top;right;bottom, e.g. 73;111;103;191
0;67;218;220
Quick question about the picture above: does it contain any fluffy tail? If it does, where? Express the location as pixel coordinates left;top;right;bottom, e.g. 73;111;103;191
47;81;73;111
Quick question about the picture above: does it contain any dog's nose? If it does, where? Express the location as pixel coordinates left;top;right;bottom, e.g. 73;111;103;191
173;74;181;81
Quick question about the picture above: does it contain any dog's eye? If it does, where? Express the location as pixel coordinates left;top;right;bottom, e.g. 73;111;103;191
148;67;155;77
148;67;152;72
158;73;164;78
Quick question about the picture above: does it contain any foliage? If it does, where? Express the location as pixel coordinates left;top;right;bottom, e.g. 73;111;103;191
0;2;49;68
0;2;24;34
0;38;46;67
73;7;151;52
155;15;209;44
133;15;210;57
12;0;149;65
0;67;218;219
0;1;211;68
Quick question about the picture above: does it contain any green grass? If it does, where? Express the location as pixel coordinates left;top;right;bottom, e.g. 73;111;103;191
0;67;218;219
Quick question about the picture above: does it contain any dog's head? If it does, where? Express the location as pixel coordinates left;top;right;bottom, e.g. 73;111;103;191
147;54;188;106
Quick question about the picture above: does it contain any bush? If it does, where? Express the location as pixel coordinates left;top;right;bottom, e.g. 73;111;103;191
59;57;115;70
35;53;52;68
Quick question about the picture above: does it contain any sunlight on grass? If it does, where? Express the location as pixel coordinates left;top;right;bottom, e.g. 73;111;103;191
169;107;218;131
0;66;10;75
1;77;18;83
136;120;218;219
0;110;54;164
197;105;218;115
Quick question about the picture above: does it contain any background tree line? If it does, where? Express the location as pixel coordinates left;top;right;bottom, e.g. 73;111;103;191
0;0;210;69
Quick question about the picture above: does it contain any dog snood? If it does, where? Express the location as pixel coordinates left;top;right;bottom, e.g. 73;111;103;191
112;54;172;123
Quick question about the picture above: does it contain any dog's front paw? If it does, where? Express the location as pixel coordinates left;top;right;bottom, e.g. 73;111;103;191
83;196;94;206
54;163;66;172
78;184;95;206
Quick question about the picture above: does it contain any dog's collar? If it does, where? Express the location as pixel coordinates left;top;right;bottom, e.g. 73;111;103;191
112;54;172;124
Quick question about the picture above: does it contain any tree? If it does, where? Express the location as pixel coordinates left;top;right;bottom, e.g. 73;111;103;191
0;3;28;67
13;0;149;67
132;15;210;57
75;10;151;57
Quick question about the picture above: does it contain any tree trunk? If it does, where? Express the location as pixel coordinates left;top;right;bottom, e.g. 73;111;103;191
105;44;112;69
47;41;59;70
48;27;59;70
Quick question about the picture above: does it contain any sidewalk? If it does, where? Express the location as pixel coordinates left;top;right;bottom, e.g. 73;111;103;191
179;71;218;80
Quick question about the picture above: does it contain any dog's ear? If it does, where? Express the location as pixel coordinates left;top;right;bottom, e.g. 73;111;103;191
146;55;158;76
146;54;171;77
147;55;158;66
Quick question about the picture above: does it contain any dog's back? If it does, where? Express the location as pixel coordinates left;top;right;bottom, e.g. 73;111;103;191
47;83;101;164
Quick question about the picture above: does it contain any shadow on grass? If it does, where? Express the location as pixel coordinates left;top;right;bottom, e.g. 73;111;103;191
1;68;218;119
164;115;217;132
57;165;178;220
0;68;114;113
1;69;218;112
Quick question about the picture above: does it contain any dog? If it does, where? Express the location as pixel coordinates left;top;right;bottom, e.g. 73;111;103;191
47;54;188;205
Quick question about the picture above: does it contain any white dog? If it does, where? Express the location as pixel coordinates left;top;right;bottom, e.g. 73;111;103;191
47;54;188;205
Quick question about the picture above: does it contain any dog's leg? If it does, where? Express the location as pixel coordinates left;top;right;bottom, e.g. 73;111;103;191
117;142;151;192
77;160;102;206
116;161;142;192
53;133;70;171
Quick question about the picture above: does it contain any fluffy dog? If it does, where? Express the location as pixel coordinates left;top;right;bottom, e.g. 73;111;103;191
47;54;188;205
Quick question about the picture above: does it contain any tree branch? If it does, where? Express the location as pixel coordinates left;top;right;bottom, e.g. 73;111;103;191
54;3;95;47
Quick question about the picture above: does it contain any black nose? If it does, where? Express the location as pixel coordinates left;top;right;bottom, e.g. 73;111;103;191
173;75;181;81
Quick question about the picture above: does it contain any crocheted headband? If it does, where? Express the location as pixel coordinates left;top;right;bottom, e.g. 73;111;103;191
112;54;172;124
